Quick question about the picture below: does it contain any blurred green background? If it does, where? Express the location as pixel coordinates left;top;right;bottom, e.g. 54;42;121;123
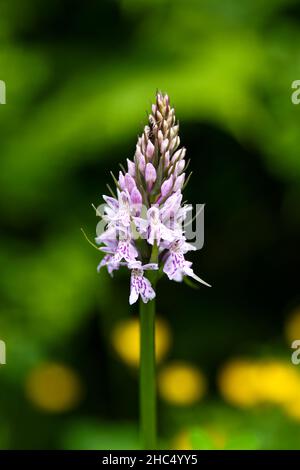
1;0;300;450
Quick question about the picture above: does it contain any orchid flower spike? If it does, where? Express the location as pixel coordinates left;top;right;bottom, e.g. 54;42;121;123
93;92;210;304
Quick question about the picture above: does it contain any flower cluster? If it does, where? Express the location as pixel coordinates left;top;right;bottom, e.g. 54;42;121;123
96;92;210;304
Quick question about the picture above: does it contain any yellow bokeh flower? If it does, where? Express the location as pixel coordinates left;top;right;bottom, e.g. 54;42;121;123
219;358;300;409
158;361;206;405
111;317;171;367
257;361;300;405
218;359;261;407
25;362;83;413
285;307;300;344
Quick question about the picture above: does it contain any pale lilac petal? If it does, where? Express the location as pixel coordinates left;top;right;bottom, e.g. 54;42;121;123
104;206;116;219
97;255;117;277
133;216;148;237
103;195;119;210
161;191;182;221
184;266;211;287
128;242;139;260
148;226;158;246
142;263;159;270
140;277;156;303
95;226;117;244
128;260;142;269
160;224;176;242
172;270;184;282
129;278;139;305
181;241;197;253
112;240;138;264
97;256;109;272
163;253;179;280
100;246;116;254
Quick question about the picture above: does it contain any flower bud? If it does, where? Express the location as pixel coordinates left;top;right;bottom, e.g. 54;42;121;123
124;173;136;194
130;187;142;215
164;151;170;168
145;163;157;191
167;114;174;127
170;136;180;151
163;120;168;133
172;147;186;162
157;111;163;122
158;130;163;146
146;140;155;160
161;139;169;153
136;147;146;173
175;160;185;175
127;158;135;177
157;93;164;108
118;171;125;190
170;125;179;139
141;134;147;153
161;175;173;198
173;173;185;191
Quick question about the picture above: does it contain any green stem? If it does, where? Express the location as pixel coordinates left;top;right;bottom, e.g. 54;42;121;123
139;296;156;449
139;242;158;449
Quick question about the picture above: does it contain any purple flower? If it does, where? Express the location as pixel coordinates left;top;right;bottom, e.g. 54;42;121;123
111;238;138;266
163;239;210;286
97;254;117;276
102;190;132;234
148;207;172;245
93;92;210;304
128;261;158;305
